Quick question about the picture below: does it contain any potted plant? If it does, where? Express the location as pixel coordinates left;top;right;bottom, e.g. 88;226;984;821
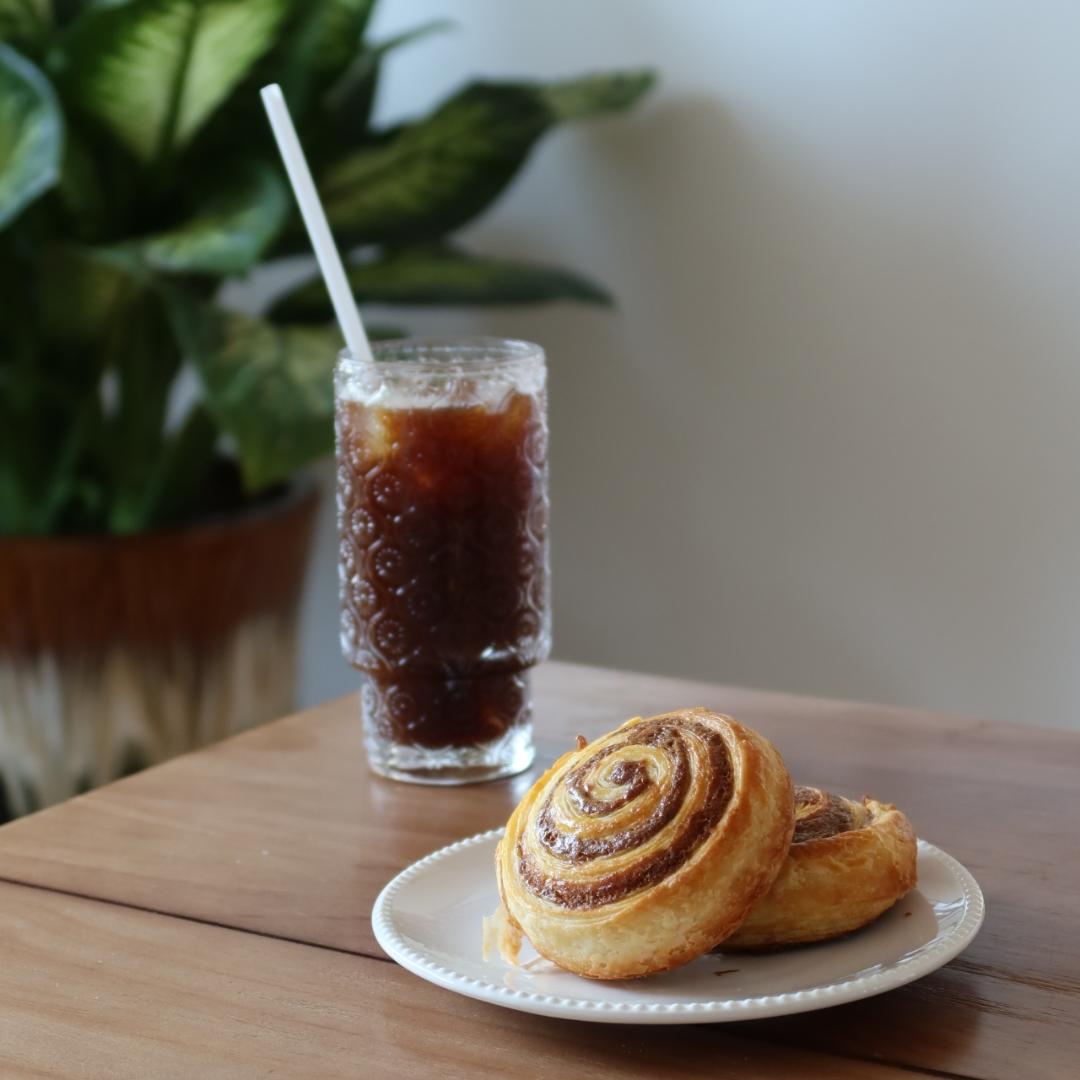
0;1;652;820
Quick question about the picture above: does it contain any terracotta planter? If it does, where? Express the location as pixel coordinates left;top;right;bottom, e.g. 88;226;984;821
0;483;318;821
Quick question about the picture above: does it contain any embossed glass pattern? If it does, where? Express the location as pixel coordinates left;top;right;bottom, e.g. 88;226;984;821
336;339;549;783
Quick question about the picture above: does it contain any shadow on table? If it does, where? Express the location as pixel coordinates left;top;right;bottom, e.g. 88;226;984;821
736;967;987;1075
479;969;987;1079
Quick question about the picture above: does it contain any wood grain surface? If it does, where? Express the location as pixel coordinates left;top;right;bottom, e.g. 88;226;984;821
0;660;1076;1078
0;879;927;1080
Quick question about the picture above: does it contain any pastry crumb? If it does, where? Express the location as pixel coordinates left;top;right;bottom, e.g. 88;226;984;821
483;903;523;966
575;734;587;750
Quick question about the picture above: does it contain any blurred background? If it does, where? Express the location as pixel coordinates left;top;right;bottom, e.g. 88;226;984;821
297;0;1080;730
5;0;1080;822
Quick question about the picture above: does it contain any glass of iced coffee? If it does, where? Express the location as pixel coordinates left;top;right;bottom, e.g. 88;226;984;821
335;338;549;783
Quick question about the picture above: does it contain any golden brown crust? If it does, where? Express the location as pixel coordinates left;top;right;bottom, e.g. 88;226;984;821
720;788;918;950
496;709;794;979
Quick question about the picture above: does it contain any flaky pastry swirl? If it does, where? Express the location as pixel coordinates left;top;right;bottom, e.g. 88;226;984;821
496;709;794;979
720;784;918;949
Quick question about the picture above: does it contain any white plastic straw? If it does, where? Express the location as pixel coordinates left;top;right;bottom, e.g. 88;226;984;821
260;82;372;362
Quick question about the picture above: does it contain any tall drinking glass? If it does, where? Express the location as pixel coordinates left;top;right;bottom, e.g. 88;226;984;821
335;339;550;783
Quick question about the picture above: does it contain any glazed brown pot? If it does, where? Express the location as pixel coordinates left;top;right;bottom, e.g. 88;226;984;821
0;482;318;821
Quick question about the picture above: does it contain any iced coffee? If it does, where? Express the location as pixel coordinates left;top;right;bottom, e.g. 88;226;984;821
335;339;549;783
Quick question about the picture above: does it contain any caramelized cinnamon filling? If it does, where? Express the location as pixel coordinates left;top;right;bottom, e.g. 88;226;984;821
518;718;733;909
537;724;688;859
792;785;860;842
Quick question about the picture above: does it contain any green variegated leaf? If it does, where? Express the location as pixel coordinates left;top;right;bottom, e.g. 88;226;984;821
104;286;182;532
324;17;454;131
538;70;655;122
320;82;549;245
55;127;109;237
273;244;610;319
277;0;374;118
121;402;219;530
35;243;140;344
320;70;653;245
136;159;288;274
185;0;376;165
169;291;339;491
0;44;63;228
29;242;189;533
0;0;51;54
29;393;102;534
62;0;288;164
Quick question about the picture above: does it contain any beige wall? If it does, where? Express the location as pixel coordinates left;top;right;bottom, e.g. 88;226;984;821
298;0;1080;728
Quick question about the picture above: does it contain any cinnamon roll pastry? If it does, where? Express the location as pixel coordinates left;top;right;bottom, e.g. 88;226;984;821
720;785;917;950
495;709;794;980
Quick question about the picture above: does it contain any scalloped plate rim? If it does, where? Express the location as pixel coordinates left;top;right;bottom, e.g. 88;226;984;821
372;828;984;1024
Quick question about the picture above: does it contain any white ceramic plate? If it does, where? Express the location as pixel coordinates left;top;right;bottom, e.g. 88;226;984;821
372;829;984;1024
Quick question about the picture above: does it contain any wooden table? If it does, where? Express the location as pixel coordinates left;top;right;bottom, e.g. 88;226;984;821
0;661;1076;1079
